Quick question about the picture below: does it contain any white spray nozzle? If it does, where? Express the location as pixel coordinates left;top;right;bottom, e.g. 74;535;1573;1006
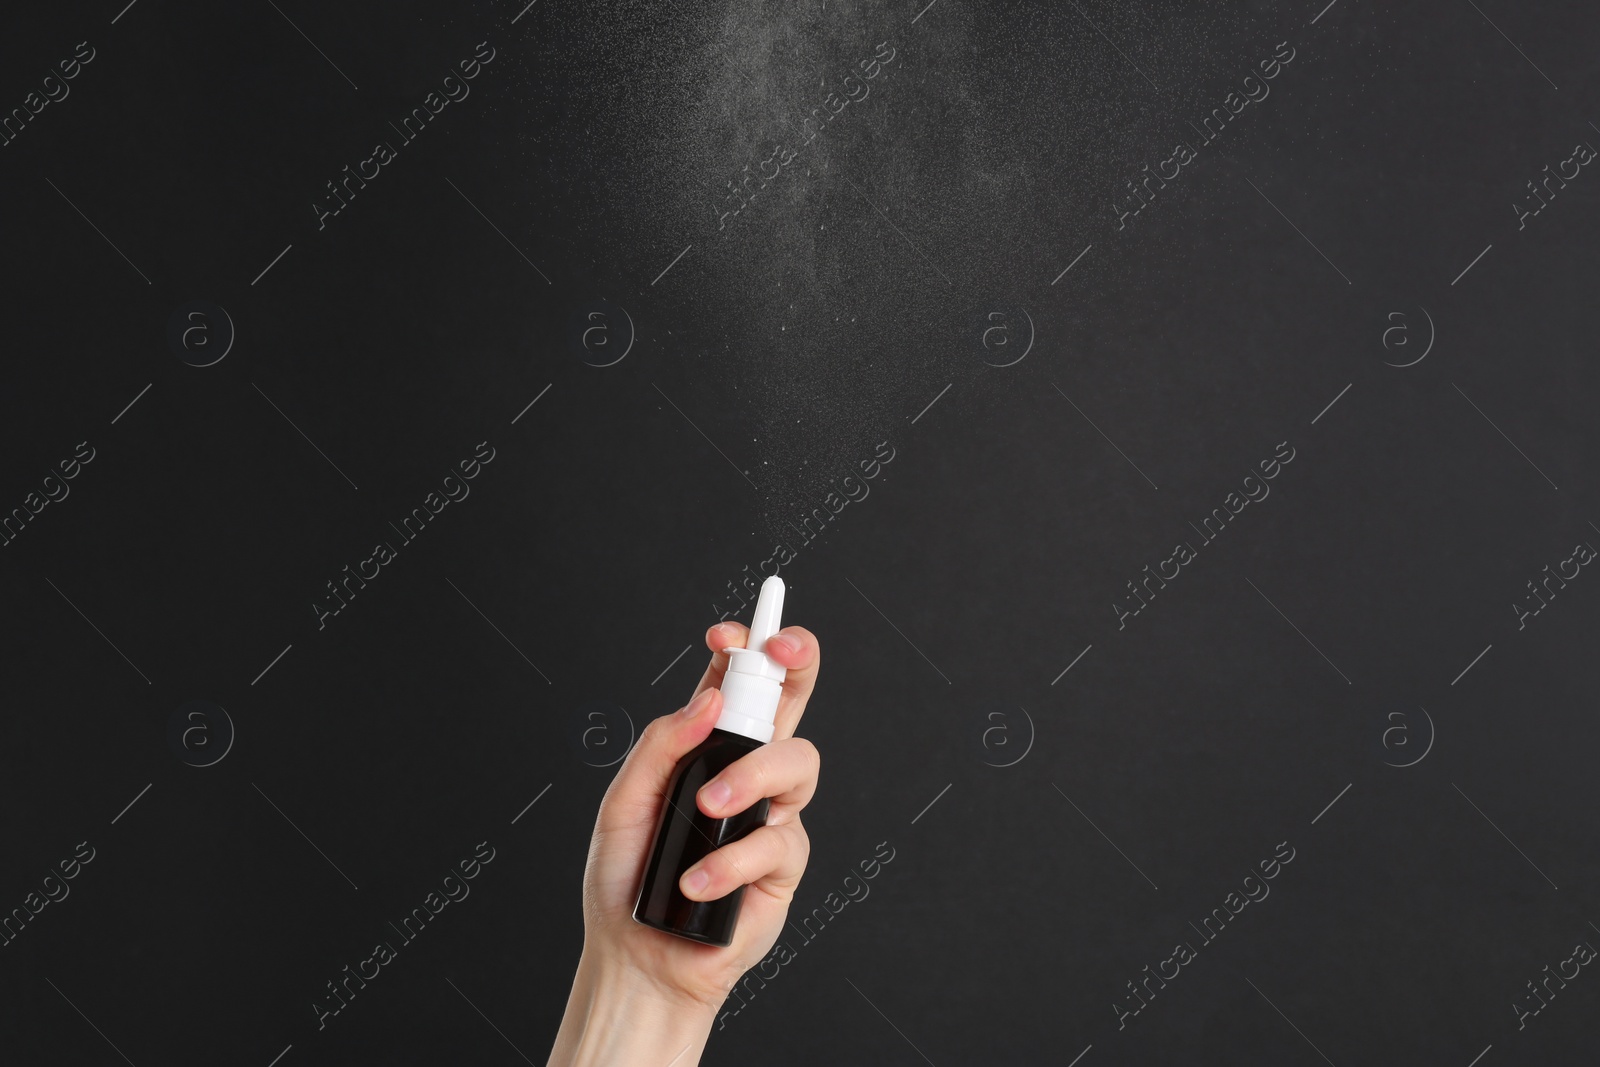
717;575;788;744
746;574;785;654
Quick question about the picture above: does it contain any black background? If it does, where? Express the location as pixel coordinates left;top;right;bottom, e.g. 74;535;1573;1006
2;0;1597;1064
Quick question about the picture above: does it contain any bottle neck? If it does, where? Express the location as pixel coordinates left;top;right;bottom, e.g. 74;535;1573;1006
717;668;779;744
715;702;775;745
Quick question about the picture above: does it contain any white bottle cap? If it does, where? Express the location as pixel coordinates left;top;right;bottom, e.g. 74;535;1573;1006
716;575;787;744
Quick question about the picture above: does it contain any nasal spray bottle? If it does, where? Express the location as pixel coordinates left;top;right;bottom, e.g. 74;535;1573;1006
633;575;788;946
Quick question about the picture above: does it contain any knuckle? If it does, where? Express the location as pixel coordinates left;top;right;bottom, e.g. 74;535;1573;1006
729;840;764;883
751;830;786;872
787;819;810;858
790;736;821;771
738;755;770;797
635;718;658;748
705;850;734;884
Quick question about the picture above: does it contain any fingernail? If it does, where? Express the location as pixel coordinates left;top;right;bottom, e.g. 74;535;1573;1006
684;867;710;894
680;688;715;719
769;633;802;654
702;779;732;811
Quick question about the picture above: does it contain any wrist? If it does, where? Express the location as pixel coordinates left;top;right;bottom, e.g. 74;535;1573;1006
548;950;718;1067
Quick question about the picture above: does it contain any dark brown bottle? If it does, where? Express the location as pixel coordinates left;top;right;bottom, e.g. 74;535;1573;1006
633;575;790;947
632;727;772;946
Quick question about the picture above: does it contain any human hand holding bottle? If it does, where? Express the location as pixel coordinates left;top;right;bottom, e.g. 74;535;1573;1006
546;616;821;1066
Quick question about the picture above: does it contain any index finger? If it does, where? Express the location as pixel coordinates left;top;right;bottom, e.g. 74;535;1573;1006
687;621;743;701
692;621;820;741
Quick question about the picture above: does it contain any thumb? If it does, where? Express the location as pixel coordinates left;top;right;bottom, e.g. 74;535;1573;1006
596;685;723;836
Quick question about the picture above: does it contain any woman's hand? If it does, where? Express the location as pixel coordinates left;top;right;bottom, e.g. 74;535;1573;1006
547;620;821;1065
